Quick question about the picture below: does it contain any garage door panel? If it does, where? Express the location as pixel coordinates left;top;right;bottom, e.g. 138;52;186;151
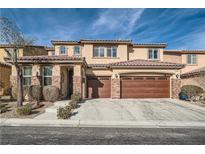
122;88;169;93
87;77;111;98
121;76;170;98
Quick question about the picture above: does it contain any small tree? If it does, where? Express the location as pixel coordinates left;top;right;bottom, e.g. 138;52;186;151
0;17;36;106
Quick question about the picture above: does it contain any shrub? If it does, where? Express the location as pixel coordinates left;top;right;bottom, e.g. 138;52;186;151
71;93;81;102
69;100;78;109
29;85;42;102
0;103;8;113
43;86;59;102
181;85;204;99
16;104;32;116
57;105;72;119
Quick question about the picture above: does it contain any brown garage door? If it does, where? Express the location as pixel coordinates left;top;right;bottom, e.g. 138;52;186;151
87;76;111;98
121;76;170;98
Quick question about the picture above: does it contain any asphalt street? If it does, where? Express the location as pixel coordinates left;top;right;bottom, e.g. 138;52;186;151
1;126;205;145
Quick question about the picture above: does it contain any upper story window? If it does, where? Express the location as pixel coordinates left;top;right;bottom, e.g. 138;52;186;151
107;47;117;58
187;54;197;64
93;46;117;58
148;49;159;60
93;46;105;57
74;46;80;55
60;46;66;55
43;66;52;86
23;66;32;86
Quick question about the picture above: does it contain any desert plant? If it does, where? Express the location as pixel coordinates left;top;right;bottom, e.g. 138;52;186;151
57;105;72;119
16;104;32;115
71;93;81;102
69;100;78;109
181;85;203;100
29;85;42;105
43;86;59;102
23;86;31;100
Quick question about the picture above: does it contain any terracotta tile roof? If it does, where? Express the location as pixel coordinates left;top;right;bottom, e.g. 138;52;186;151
110;59;185;68
0;44;55;51
88;64;110;68
88;59;185;69
181;66;205;77
45;46;55;51
0;61;12;67
133;43;167;48
164;50;205;53
80;39;132;44
51;40;79;45
7;55;85;63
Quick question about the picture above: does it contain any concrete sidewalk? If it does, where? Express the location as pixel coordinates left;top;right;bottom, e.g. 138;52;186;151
1;118;205;128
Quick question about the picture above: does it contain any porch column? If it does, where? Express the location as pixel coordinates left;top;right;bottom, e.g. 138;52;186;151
31;64;41;85
73;64;82;97
52;65;61;89
111;74;121;99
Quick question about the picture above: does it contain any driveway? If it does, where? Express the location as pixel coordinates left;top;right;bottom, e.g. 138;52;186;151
70;99;205;122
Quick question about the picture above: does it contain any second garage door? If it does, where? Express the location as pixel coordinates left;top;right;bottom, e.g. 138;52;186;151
87;76;111;98
121;76;170;98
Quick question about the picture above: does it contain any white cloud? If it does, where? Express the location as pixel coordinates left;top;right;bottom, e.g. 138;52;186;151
91;9;144;37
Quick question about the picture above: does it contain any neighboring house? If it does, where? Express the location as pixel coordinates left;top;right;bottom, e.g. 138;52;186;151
181;66;205;91
164;50;205;73
8;39;190;100
0;44;52;96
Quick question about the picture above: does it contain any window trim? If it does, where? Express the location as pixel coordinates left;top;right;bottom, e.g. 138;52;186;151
23;66;32;86
148;49;159;60
42;66;53;86
73;46;81;55
60;46;67;55
187;54;197;65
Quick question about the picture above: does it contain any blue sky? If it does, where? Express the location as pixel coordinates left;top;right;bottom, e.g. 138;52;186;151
1;8;205;49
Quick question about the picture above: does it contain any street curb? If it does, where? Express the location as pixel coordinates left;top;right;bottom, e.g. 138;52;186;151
1;119;205;128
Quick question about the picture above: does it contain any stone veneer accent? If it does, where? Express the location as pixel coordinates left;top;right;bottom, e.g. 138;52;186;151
73;76;82;96
52;76;61;89
171;78;181;99
111;78;121;99
181;74;205;91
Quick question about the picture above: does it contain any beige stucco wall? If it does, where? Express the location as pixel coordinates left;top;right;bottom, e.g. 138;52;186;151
54;45;81;56
163;52;182;64
86;67;180;79
181;54;205;73
128;47;164;61
82;44;128;64
54;44;129;64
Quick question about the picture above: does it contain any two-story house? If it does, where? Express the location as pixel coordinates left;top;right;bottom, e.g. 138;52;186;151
9;39;197;100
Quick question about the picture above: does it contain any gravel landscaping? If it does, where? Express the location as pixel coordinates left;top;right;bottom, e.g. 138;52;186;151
0;101;53;119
